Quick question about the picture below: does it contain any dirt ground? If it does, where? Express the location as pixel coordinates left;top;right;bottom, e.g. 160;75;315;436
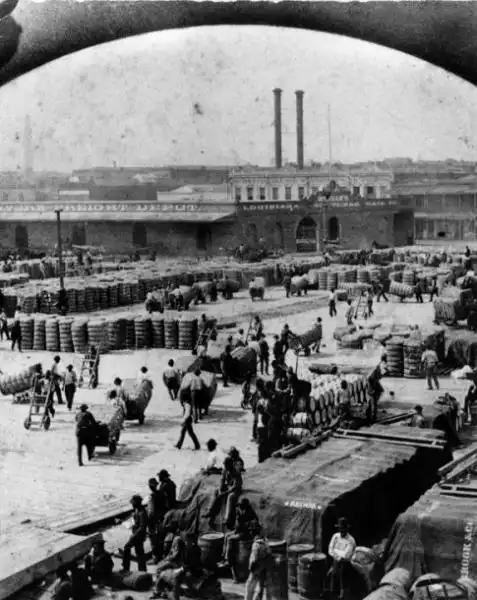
0;287;470;536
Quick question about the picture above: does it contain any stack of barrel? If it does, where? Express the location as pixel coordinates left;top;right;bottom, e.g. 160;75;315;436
385;337;404;376
403;339;424;378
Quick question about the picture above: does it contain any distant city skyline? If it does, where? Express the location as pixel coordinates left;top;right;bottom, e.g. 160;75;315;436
0;26;476;172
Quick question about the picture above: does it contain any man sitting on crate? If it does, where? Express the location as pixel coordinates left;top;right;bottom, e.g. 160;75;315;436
222;498;260;578
327;517;357;600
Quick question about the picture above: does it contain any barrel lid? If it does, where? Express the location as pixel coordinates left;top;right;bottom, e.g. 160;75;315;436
299;552;327;563
200;533;225;541
289;544;315;553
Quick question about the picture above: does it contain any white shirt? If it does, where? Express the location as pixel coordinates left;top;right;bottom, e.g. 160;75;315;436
206;449;224;471
328;532;356;561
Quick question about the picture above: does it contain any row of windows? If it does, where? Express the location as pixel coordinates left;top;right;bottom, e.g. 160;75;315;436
414;195;477;210
0;191;50;202
235;185;376;201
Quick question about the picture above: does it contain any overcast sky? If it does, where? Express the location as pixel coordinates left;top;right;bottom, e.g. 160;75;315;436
0;25;476;172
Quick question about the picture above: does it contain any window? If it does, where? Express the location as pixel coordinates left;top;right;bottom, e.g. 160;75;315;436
353;186;360;196
311;187;318;195
2;192;8;201
285;186;292;200
259;187;266;201
247;187;254;201
234;187;242;202
272;187;279;201
298;186;305;200
366;186;374;195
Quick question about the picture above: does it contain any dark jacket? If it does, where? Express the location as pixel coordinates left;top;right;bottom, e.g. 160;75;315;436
130;506;148;543
159;478;177;511
75;411;96;436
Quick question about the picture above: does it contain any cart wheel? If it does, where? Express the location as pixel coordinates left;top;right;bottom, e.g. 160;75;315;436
43;416;51;431
109;440;117;455
138;414;145;425
23;417;31;430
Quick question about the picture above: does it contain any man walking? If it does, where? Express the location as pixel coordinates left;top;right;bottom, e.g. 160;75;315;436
376;280;389;303
258;334;269;376
421;345;440;391
175;396;200;451
51;355;64;404
64;364;77;411
121;495;148;573
75;404;97;467
329;289;338;317
313;317;323;353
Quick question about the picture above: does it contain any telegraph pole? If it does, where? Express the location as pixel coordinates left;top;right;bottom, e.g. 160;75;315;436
55;209;64;289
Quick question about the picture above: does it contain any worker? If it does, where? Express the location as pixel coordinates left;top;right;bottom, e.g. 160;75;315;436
327;517;356;600
57;287;69;316
313;317;323;353
75;404;97;467
64;364;77;411
345;300;354;326
175;395;201;451
256;403;270;463
329;288;338;317
409;405;425;428
236;328;246;347
280;324;291;355
366;290;374;317
206;456;243;530
121;495;148;573
228;446;245;474
283;273;292;298
158;469;177;512
245;526;274;600
376;280;389;303
107;389;127;419
415;281;424;304
51;355;64;404
84;539;114;585
163;359;181;400
429;277;439;302
421;345;440;391
464;381;477;424
10;319;21;352
147;477;167;564
210;279;218;302
221;345;233;388
0;309;9;340
337;380;352;422
465;245;471;258
203;438;223;475
258;334;269;376
189;368;205;423
51;566;73;600
251;315;264;341
69;562;93;600
223;498;260;576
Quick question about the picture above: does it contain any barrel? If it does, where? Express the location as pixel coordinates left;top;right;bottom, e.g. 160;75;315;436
151;316;165;348
270;554;289;600
286;428;310;443
71;319;88;354
198;533;225;569
88;319;108;351
33;318;46;351
107;318;121;351
297;552;327;600
108;282;119;308
412;578;467;600
380;567;412;591
120;571;153;591
76;287;86;313
20;317;34;351
233;537;253;583
45;318;60;352
135;317;151;349
288;544;314;594
164;316;179;350
269;539;287;556
58;318;74;353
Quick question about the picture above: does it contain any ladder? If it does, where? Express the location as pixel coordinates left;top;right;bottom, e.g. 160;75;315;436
23;375;53;431
354;291;369;320
78;345;100;389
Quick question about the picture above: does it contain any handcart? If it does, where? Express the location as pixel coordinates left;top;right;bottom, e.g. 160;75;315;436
123;378;154;425
91;404;124;455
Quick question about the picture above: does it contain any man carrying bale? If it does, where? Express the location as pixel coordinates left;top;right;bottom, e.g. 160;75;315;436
75;404;97;467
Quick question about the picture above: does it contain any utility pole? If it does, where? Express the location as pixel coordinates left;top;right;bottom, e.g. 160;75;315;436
55;209;64;289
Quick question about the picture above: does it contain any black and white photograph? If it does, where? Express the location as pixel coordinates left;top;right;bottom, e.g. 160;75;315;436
2;4;477;600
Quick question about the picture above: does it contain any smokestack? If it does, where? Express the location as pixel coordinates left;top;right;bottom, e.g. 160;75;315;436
295;90;304;170
273;88;282;169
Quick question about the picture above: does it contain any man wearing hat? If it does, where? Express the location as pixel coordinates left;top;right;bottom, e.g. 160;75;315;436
158;469;177;512
75;404;97;467
327;517;356;600
85;538;114;585
121;495;148;573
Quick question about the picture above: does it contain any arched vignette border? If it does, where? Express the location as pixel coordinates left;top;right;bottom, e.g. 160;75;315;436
0;2;476;89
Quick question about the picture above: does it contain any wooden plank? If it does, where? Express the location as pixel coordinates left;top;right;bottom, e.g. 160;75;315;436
334;428;445;447
0;526;101;600
440;490;477;499
39;498;132;532
332;433;445;450
438;442;477;478
376;411;415;425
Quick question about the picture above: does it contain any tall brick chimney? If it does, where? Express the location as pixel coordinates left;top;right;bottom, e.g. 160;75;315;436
273;88;283;169
295;90;304;170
